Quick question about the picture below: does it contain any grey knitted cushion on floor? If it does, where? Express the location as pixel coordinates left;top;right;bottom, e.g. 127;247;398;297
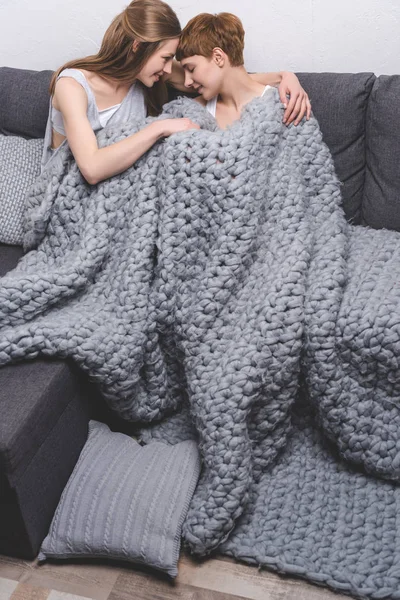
0;134;43;245
39;420;201;577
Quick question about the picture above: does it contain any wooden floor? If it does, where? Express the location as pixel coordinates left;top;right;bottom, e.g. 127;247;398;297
0;551;355;600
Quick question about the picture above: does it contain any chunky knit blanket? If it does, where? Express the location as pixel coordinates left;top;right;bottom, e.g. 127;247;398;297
1;89;400;598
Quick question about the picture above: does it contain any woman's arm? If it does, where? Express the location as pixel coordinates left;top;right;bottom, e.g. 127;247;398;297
165;61;311;125
249;71;283;87
250;71;312;125
54;78;199;185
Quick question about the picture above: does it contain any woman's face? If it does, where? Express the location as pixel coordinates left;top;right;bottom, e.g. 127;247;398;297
136;38;179;87
181;54;224;100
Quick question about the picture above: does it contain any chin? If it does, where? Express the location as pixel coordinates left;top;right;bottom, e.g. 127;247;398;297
137;75;154;88
201;86;218;101
200;89;211;101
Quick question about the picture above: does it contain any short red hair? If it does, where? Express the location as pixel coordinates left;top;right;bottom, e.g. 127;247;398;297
176;13;245;66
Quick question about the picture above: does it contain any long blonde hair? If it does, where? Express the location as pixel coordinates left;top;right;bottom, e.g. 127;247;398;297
49;0;181;116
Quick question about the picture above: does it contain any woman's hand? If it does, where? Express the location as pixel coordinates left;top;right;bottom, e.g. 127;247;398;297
160;118;200;137
278;72;312;126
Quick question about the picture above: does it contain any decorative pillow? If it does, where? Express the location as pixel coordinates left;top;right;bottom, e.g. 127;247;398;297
0;134;43;245
39;420;201;577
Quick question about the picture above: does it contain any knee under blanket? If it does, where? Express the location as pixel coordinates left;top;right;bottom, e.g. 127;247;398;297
1;89;400;598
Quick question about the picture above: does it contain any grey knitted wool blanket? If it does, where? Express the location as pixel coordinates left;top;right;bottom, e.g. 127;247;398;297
1;89;400;598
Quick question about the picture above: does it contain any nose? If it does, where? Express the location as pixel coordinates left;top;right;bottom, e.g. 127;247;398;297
184;72;194;88
163;61;172;75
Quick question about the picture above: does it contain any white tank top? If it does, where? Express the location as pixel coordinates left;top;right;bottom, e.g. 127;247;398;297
41;68;146;171
52;102;122;135
206;84;272;118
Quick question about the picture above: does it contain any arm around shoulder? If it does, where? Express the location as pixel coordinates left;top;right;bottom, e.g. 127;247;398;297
249;71;283;86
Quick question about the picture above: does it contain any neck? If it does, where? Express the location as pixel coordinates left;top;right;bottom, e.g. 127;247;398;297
217;67;265;110
97;72;132;94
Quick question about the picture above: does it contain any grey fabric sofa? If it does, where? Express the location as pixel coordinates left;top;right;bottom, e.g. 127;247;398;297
0;66;399;560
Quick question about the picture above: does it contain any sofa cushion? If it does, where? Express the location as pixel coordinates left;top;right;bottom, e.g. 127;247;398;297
362;75;400;230
39;421;201;577
0;360;88;484
0;379;89;559
0;135;43;245
297;72;375;225
0;67;52;139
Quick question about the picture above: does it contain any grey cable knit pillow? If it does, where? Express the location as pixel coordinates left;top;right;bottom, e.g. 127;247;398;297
0;134;43;245
39;420;201;577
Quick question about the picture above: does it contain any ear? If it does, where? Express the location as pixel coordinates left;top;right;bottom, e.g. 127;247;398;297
212;47;226;68
132;39;141;53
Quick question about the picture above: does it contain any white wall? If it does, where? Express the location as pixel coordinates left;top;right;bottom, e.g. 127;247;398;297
0;0;399;74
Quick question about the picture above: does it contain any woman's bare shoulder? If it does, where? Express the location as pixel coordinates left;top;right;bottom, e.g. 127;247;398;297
52;76;87;111
56;68;99;87
75;68;103;86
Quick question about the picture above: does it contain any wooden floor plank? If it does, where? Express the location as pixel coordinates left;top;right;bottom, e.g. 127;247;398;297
177;555;352;600
107;569;192;600
107;569;251;600
0;556;36;583
9;582;49;600
191;590;253;600
177;555;287;600
19;561;120;600
0;577;19;600
0;553;356;600
47;590;94;600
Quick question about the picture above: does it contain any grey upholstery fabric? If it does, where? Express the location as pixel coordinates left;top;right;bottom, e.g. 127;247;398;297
0;360;85;481
0;67;52;139
0;135;43;245
0;243;23;276
39;421;201;578
362;75;400;230
0;385;89;559
297;72;375;225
